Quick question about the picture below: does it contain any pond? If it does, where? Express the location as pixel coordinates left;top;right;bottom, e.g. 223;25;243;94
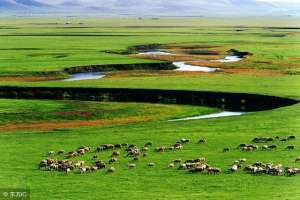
63;72;105;81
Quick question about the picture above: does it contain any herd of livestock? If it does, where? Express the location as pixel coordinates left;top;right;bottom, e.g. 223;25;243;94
39;135;300;177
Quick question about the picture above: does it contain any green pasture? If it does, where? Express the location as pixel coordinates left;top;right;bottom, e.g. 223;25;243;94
0;17;299;200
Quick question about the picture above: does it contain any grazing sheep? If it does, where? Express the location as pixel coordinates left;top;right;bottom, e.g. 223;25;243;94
58;150;65;155
242;146;253;151
144;142;153;147
189;165;206;173
223;148;230;152
248;144;258;149
128;163;136;168
92;155;98;160
180;138;190;144
142;147;149;152
268;167;283;176
143;153;148;157
286;145;295;150
111;151;120;157
50;163;59;171
75;161;85;168
169;163;175;168
229;165;238;173
77;145;91;153
179;164;187;170
198;139;207;144
128;144;136;148
261;145;269;150
241;144;258;151
108;167;115;173
207;167;222;174
133;157;139;161
91;166;98;172
288;136;296;140
65;168;71;174
295;157;300;162
95;160;106;169
194;157;206;163
80;167;87;174
233;160;240;165
239;158;247;163
121;143;129;147
173;159;182;164
148;162;155;167
168;146;175;151
48;151;55;156
127;147;140;157
86;166;92;172
174;144;183;150
252;137;274;143
109;157;118;164
77;148;86;155
244;162;284;176
114;144;122;149
97;144;114;151
268;145;277;149
155;146;166;152
285;167;297;176
67;151;78;158
39;160;48;168
245;165;258;174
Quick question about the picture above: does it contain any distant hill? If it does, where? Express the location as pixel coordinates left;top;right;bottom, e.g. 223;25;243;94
0;0;51;12
0;0;299;17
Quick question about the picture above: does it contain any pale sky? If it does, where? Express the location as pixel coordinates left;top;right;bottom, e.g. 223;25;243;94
36;0;300;5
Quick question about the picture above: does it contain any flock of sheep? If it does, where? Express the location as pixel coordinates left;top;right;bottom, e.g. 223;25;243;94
39;135;300;176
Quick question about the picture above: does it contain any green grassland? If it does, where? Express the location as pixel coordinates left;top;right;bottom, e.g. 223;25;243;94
0;17;299;200
0;99;216;123
0;17;299;75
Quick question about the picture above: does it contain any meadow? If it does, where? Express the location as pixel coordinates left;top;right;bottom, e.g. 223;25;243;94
0;17;299;200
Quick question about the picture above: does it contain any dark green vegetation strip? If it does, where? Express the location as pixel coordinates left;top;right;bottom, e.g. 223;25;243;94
63;62;176;74
0;86;297;112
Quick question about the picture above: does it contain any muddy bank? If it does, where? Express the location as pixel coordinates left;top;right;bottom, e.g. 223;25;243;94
0;86;297;112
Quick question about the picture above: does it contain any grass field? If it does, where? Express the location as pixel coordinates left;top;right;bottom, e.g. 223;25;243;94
0;17;300;200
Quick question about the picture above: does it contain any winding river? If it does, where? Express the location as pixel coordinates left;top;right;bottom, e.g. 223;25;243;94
138;50;244;72
0;86;297;121
54;48;284;121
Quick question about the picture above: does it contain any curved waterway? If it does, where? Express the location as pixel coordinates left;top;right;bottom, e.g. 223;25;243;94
0;86;297;121
61;50;245;81
138;50;244;72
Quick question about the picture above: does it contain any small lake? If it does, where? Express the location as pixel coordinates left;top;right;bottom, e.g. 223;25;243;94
215;55;243;63
138;51;173;55
63;72;105;81
173;61;218;72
